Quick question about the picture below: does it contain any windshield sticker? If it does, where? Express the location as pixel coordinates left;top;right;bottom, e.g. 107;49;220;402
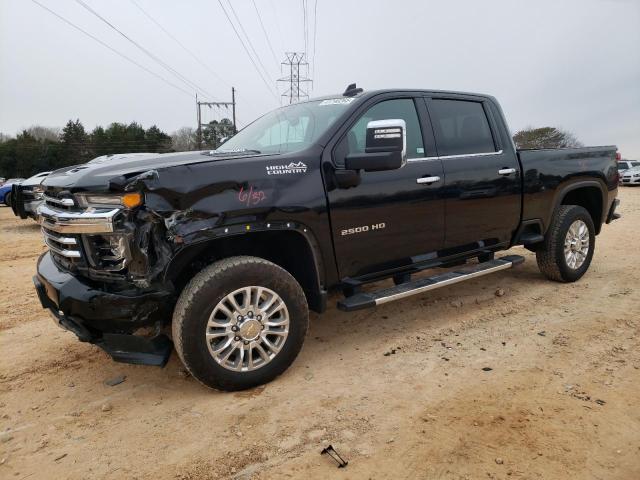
319;98;355;106
266;162;308;175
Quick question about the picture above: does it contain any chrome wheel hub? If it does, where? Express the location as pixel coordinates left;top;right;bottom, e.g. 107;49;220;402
564;219;590;270
206;286;290;372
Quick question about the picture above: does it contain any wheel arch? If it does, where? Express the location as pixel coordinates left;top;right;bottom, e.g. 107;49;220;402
164;227;326;313
553;180;606;235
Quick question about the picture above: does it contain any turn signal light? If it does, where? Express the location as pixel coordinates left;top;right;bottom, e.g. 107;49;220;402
122;192;143;208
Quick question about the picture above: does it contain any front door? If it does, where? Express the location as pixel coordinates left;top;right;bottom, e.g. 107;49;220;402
325;96;445;279
426;97;521;251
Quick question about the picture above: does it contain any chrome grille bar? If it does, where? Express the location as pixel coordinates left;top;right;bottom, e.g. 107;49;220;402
43;195;75;207
38;203;119;234
43;237;82;258
41;228;77;245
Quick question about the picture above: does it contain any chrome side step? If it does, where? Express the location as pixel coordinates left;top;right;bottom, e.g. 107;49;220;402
337;255;524;312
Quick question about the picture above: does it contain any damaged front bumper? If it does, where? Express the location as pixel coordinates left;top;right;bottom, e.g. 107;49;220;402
34;252;174;366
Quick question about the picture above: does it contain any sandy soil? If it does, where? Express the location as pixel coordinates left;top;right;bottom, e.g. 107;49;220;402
1;189;639;480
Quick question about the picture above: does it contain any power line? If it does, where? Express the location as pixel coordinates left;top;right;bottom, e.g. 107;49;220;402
302;0;308;58
74;0;216;100
30;0;193;98
312;0;318;81
251;0;279;69
217;0;278;100
226;0;274;82
128;0;231;91
268;0;286;54
126;1;259;118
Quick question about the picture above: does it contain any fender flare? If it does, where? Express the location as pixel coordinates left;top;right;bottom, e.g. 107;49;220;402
550;178;607;231
163;220;326;291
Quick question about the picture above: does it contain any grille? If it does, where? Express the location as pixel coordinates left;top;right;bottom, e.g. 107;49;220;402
42;227;83;259
43;189;75;210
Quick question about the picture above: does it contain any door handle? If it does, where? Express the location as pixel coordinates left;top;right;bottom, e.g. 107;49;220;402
416;176;441;184
498;168;516;176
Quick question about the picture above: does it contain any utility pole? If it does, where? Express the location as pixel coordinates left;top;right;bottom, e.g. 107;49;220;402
277;52;312;104
196;93;202;149
196;88;237;149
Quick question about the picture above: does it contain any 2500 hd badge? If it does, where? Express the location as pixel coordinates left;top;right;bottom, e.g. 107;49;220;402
341;222;386;236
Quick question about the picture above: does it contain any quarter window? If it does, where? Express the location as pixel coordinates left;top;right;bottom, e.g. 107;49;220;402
429;99;496;156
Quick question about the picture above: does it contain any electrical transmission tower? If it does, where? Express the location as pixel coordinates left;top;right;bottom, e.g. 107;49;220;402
277;52;312;104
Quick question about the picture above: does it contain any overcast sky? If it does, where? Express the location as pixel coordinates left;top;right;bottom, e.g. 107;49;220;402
1;0;639;157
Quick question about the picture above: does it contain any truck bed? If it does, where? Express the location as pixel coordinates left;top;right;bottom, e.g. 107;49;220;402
517;145;618;231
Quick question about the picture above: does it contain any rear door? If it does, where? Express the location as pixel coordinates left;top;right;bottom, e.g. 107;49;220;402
426;97;521;251
325;95;445;279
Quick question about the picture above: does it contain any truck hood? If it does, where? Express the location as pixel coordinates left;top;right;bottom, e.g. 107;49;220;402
42;151;271;191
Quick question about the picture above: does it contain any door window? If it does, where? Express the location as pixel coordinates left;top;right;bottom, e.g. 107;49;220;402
342;98;425;161
429;99;496;156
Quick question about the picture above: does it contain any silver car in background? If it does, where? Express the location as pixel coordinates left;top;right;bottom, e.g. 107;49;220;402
618;160;640;182
621;165;640;186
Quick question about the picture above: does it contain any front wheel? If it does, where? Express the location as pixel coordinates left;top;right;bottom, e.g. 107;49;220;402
536;205;595;282
172;256;309;391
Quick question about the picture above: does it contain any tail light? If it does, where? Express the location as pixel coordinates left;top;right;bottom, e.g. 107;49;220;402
616;152;621;161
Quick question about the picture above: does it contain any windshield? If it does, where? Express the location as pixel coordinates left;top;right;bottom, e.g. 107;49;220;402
215;98;355;155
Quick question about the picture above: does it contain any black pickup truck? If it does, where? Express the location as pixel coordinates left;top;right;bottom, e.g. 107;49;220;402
33;85;620;391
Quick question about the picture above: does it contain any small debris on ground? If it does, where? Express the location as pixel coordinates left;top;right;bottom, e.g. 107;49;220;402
54;453;67;462
482;367;493;372
495;457;504;465
101;402;113;412
537;331;547;337
495;288;505;297
104;375;126;387
595;399;606;406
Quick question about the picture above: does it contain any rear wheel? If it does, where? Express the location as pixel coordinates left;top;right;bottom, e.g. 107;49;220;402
3;192;11;207
172;256;308;391
536;205;595;282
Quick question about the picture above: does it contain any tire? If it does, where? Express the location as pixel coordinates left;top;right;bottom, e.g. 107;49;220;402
172;256;308;391
536;205;595;282
3;192;11;207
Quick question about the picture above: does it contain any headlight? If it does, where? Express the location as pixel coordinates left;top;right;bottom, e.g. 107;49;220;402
75;192;143;209
634;174;640;178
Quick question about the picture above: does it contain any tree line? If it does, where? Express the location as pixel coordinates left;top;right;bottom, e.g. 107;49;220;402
0;118;235;179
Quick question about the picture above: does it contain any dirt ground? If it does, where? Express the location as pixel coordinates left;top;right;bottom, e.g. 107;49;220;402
1;188;639;480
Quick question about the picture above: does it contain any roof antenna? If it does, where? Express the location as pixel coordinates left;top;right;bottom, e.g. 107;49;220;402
343;83;363;97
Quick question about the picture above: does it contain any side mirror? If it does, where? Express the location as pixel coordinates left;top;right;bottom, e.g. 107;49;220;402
344;119;407;172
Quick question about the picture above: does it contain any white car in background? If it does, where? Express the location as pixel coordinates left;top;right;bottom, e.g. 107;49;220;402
621;165;640;186
618;160;640;181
